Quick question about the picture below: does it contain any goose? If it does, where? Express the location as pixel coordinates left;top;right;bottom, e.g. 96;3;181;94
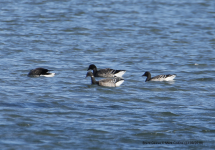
28;68;55;77
142;71;176;82
86;71;124;87
87;64;126;78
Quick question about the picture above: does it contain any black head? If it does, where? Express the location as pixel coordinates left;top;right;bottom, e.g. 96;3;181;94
142;71;150;77
87;64;97;71
85;71;94;78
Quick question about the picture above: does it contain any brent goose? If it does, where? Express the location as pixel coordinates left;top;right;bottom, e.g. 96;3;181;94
28;68;55;77
87;64;126;78
142;71;176;82
86;71;124;87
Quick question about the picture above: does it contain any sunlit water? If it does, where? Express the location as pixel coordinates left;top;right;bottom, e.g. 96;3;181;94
0;0;215;149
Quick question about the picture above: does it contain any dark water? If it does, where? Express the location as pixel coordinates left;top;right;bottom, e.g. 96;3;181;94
0;0;215;149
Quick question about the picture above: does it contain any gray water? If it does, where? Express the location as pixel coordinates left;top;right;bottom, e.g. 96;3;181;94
0;0;215;149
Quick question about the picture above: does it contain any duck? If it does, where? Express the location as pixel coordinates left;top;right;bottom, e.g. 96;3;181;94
142;71;176;82
87;64;126;78
28;68;55;77
86;71;124;87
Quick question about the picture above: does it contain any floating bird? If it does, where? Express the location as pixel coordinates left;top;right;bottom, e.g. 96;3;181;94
86;71;124;87
28;68;55;77
87;64;126;78
142;71;176;82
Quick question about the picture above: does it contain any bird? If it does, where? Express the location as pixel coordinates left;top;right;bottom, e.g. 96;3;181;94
86;71;124;87
87;64;126;78
28;68;55;77
142;71;176;82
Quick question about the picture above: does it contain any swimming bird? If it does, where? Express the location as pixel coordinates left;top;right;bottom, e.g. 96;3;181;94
86;71;124;87
28;68;55;77
142;71;176;82
87;64;126;78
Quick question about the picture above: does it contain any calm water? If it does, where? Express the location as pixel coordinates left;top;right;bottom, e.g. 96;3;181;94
0;0;215;149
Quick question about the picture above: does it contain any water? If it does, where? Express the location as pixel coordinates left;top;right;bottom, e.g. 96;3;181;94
0;0;215;149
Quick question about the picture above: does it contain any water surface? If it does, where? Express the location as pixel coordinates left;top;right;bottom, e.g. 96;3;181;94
0;0;215;149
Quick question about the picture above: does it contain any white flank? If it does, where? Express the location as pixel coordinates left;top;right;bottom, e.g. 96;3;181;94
164;75;176;81
114;71;126;77
115;80;124;87
151;78;163;81
40;73;55;77
151;75;176;81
